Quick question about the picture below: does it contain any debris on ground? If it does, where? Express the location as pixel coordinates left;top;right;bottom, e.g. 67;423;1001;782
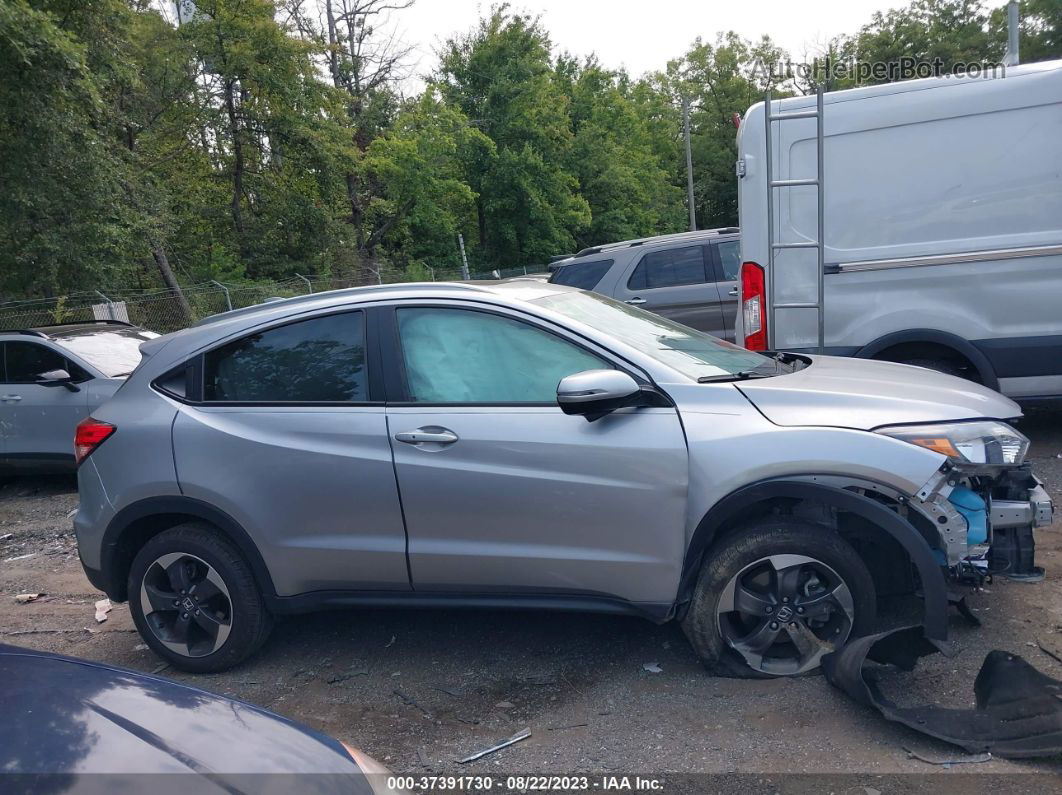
15;593;43;604
904;747;992;766
384;635;396;648
394;688;433;718
494;701;514;709
1036;635;1062;664
457;727;531;763
0;533;13;541
824;626;1062;758
642;662;662;673
94;598;112;623
4;553;35;563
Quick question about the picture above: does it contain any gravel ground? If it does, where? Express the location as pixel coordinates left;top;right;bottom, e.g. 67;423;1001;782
3;411;1062;782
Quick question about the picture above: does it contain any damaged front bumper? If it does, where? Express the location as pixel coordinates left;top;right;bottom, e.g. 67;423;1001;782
823;626;1062;758
912;466;1053;580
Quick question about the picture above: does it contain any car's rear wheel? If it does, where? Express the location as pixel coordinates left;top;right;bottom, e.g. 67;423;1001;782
682;520;876;677
128;523;272;673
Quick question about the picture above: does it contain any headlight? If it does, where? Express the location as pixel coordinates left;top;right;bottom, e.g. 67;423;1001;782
876;421;1029;466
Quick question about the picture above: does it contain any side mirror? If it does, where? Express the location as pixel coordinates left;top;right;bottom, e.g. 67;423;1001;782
37;369;80;392
557;369;647;421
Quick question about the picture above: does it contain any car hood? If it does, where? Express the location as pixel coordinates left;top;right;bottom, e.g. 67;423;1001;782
0;645;368;785
735;355;1021;430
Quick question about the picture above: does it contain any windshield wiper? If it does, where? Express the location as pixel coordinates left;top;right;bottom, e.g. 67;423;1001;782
697;371;775;383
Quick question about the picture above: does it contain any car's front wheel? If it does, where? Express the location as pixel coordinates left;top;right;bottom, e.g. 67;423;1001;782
128;523;273;673
682;520;876;677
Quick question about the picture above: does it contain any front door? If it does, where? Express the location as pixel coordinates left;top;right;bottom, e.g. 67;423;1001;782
385;304;689;607
1;341;89;464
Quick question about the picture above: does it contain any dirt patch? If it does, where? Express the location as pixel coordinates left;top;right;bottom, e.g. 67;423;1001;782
3;415;1062;776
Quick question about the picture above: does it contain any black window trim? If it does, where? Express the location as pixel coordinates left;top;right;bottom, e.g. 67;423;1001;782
379;301;648;407
625;244;713;292
152;307;382;407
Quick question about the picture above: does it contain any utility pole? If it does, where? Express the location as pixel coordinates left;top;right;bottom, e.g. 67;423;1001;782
683;97;696;231
1003;0;1020;67
457;233;471;280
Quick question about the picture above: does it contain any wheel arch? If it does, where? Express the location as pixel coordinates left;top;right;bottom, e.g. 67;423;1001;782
677;480;949;640
855;328;998;390
99;496;277;603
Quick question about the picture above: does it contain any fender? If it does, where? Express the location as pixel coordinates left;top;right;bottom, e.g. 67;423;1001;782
855;328;998;391
677;481;949;640
99;496;277;602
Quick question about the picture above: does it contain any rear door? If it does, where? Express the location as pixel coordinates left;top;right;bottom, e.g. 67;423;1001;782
709;238;742;342
171;309;410;596
1;341;90;464
611;244;727;336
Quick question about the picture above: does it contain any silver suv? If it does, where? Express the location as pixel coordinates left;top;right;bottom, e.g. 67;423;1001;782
74;282;1052;674
548;228;741;340
0;321;159;474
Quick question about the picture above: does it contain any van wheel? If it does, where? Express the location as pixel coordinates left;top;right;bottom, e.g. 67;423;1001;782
898;357;965;379
128;522;273;673
682;520;876;677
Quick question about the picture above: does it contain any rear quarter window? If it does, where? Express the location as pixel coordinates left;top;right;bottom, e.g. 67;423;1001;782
548;259;614;291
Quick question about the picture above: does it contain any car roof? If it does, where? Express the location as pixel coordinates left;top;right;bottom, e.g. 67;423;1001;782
138;280;579;365
560;227;739;264
0;320;140;340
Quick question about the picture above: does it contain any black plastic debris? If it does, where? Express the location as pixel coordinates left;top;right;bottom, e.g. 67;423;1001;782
823;626;1062;758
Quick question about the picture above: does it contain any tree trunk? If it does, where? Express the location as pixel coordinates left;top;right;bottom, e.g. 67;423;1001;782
223;78;248;258
152;245;195;324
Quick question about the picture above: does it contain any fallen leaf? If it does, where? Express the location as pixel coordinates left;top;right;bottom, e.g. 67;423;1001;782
15;593;43;604
643;662;663;674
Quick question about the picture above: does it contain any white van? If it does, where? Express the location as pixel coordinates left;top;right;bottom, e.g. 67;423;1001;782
736;59;1062;402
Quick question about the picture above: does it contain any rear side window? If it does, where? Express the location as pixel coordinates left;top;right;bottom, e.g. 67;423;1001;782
716;240;741;281
204;311;366;402
548;259;613;291
628;245;708;290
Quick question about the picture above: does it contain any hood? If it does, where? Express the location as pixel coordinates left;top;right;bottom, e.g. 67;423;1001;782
736;355;1021;430
0;645;368;784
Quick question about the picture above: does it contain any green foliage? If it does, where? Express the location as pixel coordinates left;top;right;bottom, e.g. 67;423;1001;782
1;0;1059;299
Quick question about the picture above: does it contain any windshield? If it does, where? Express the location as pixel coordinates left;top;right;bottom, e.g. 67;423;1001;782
53;328;160;377
533;290;782;380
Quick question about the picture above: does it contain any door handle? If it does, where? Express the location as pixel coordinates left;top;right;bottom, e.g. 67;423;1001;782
1;395;22;402
625;297;646;305
728;288;739;297
394;428;459;445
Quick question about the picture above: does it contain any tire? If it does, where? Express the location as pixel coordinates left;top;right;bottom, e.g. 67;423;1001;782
898;357;966;379
128;522;273;673
682;520;876;678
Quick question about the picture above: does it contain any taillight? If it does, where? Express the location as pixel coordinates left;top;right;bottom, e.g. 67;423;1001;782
75;417;115;466
740;261;767;351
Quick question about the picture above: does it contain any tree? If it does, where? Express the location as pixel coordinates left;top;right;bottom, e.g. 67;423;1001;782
438;7;590;266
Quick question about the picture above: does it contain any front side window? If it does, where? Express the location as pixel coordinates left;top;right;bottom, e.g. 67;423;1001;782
627;245;708;290
397;308;607;403
548;259;613;291
3;342;74;383
204;312;366;402
717;240;741;281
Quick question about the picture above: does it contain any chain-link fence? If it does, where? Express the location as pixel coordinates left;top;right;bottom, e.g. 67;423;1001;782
0;265;540;335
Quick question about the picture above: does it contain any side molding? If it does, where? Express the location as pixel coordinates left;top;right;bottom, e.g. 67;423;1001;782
678;481;949;640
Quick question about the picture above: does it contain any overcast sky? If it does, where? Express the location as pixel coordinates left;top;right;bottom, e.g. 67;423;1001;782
394;0;957;85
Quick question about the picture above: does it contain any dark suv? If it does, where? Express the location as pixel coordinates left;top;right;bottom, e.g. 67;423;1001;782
548;228;741;340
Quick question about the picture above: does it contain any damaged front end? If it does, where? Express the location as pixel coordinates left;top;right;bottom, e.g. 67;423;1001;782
880;420;1053;584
